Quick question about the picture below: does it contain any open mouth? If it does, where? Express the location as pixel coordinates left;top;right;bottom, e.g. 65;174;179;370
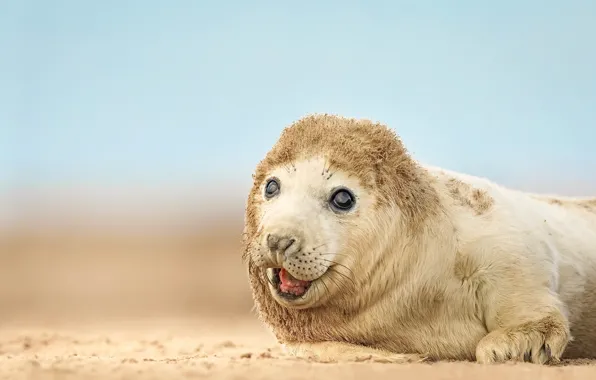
272;268;313;299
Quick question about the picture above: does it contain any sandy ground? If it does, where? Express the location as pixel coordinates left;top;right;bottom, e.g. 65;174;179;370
2;317;596;380
1;217;595;379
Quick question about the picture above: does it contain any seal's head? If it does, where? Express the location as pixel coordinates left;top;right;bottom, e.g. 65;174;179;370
243;114;438;312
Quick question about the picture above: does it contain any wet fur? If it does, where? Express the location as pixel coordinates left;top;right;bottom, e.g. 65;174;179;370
242;114;596;364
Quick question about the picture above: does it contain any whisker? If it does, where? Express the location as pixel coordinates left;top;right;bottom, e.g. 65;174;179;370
326;265;356;288
311;243;328;251
319;276;331;298
325;269;349;291
314;280;323;304
317;252;351;259
318;258;355;279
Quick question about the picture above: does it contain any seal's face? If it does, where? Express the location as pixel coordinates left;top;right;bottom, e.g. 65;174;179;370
250;156;375;309
243;114;437;312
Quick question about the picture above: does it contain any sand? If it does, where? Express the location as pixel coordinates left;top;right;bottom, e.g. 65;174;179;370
2;317;596;380
1;220;595;379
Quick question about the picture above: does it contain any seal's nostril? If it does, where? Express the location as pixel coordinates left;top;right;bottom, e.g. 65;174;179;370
267;234;298;253
278;237;295;252
267;234;279;250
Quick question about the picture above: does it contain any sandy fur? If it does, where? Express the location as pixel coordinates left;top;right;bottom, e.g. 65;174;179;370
242;114;596;364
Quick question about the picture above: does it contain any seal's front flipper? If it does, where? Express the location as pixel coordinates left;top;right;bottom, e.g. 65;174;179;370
282;341;426;363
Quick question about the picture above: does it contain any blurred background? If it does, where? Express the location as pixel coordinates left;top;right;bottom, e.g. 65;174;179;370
1;0;595;325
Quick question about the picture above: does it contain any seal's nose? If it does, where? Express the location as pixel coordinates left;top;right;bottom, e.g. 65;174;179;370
267;233;298;257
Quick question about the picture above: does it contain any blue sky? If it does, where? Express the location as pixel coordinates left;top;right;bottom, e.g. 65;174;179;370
2;0;595;194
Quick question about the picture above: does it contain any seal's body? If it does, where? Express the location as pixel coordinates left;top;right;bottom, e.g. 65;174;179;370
242;114;596;364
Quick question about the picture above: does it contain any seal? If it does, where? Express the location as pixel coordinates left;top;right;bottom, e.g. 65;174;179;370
241;113;596;364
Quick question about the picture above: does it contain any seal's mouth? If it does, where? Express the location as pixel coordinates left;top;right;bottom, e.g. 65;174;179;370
272;268;312;299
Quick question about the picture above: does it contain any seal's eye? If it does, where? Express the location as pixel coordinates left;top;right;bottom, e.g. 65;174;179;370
330;188;355;212
264;178;280;199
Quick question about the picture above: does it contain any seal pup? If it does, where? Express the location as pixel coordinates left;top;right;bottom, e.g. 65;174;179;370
241;114;596;364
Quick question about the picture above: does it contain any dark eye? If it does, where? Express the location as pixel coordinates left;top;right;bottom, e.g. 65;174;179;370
264;178;280;199
330;188;355;212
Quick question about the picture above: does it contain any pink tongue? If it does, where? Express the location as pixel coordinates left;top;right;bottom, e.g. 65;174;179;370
279;268;311;295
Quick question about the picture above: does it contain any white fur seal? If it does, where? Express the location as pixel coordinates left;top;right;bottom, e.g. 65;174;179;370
241;114;596;364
